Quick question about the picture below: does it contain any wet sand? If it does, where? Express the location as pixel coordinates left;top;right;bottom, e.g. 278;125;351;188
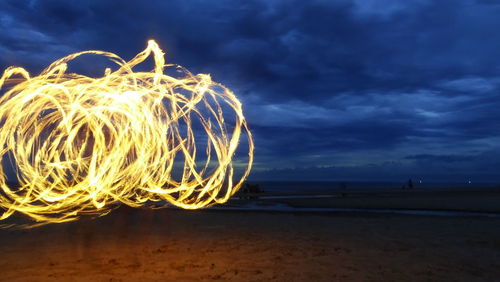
1;206;499;281
259;188;500;213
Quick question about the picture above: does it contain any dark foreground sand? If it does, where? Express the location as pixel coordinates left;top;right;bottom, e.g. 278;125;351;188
1;207;499;281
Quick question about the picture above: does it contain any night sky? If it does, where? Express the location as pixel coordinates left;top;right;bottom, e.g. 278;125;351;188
1;0;500;182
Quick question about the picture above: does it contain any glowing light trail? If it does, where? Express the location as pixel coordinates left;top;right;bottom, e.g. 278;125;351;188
0;40;253;227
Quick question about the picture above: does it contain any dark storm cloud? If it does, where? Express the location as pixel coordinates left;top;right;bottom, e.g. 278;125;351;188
1;0;500;180
253;120;415;157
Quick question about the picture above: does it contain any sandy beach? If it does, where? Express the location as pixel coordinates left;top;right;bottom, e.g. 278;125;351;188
1;194;500;282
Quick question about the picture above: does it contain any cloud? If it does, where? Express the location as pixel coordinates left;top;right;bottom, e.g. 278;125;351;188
1;0;500;180
404;154;476;163
438;77;500;93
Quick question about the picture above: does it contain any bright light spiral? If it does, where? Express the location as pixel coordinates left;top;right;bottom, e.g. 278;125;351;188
0;40;253;227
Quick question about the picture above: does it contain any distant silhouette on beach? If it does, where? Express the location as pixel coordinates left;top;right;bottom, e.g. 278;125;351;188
402;178;414;189
340;182;348;197
238;182;263;199
408;179;414;189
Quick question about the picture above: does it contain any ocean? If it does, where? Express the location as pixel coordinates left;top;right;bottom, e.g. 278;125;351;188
246;180;500;193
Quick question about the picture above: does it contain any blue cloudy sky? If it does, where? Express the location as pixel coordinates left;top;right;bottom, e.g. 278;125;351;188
1;0;500;181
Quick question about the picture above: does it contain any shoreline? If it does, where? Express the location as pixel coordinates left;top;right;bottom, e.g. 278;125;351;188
232;187;500;214
208;205;500;218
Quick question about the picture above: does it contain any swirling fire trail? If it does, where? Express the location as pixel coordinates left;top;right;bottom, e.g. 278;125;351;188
0;40;253;227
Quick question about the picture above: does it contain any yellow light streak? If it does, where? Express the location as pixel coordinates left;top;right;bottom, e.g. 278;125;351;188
0;40;254;227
